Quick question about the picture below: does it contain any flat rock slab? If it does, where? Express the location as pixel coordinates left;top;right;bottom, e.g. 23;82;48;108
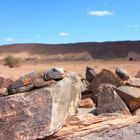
0;88;53;140
116;86;140;111
45;114;140;140
0;73;81;140
126;77;140;88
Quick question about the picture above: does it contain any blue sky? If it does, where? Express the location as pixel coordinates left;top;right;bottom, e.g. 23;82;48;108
0;0;140;45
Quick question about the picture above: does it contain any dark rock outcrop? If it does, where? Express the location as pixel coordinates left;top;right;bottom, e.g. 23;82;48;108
86;66;97;82
0;73;81;140
88;69;124;102
81;79;93;99
115;67;129;80
97;84;131;115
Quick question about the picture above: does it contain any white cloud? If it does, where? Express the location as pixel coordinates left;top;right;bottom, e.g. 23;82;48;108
88;10;113;16
5;38;16;42
126;24;139;28
58;32;69;36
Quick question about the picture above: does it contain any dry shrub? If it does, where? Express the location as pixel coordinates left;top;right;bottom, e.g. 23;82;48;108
4;55;21;68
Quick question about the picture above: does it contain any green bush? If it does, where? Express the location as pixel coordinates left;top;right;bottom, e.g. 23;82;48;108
4;55;21;68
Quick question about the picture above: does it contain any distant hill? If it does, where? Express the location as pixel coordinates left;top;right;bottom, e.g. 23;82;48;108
0;41;140;60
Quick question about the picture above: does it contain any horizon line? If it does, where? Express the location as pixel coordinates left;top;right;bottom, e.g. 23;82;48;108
1;40;140;46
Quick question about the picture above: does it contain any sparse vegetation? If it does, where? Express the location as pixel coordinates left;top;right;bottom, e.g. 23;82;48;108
4;55;21;68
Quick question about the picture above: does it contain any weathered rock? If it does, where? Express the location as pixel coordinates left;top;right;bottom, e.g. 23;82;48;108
79;98;95;108
81;78;89;94
134;108;140;116
135;70;140;78
126;77;140;88
0;73;81;140
97;84;131;115
115;86;140;111
77;108;96;116
0;88;8;96
0;77;13;96
45;114;140;140
0;76;13;89
81;79;92;99
44;68;65;80
86;66;97;82
115;67;129;80
88;69;124;102
8;68;64;94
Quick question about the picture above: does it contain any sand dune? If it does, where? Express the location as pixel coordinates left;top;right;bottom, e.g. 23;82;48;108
0;41;140;60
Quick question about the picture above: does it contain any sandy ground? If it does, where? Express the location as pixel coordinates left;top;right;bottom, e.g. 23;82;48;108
0;60;139;80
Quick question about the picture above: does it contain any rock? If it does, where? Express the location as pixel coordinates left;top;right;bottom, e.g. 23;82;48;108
135;70;140;78
77;108;96;116
115;86;140;111
0;77;13;97
44;68;65;80
81;79;93;99
0;76;13;89
88;69;124;102
81;78;89;94
88;123;140;140
134;108;140;116
8;68;64;94
0;88;8;96
45;114;140;140
79;98;95;108
97;84;131;115
0;88;53;140
81;92;93;100
126;77;140;88
86;66;97;82
0;73;81;140
115;67;129;80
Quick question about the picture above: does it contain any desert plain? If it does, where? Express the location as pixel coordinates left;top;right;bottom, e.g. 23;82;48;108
0;60;139;80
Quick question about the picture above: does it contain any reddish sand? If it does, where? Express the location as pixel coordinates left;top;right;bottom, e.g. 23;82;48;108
0;60;139;80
